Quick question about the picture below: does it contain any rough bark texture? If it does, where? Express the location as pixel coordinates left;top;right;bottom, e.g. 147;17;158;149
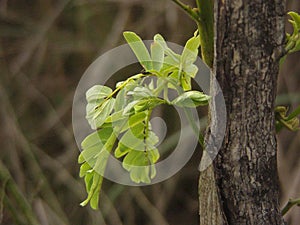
199;0;286;224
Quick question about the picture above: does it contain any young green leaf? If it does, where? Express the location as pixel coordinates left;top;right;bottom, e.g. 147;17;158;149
79;127;113;167
123;31;152;71
275;105;300;132
114;88;126;112
288;12;300;31
122;148;159;184
154;34;180;63
180;73;192;91
123;100;140;115
128;86;153;99
86;99;115;129
181;33;200;68
151;41;164;71
80;172;103;210
172;91;210;108
79;162;92;178
86;85;112;102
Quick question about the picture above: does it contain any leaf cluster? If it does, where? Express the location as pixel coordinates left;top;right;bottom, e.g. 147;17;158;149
275;106;300;133
281;11;300;64
78;31;210;209
286;12;300;54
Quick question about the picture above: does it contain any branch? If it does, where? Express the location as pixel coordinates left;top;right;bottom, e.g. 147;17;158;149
170;0;200;23
281;198;300;216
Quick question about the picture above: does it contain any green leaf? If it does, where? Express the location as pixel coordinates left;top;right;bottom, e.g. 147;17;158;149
115;142;131;158
288;12;300;31
79;125;118;209
84;171;93;193
135;97;166;112
81;127;113;149
172;91;210;108
180;73;192;91
86;85;112;102
78;153;85;164
184;64;198;78
93;148;111;174
105;110;125;123
287;105;300;120
160;56;180;78
181;33;200;68
151;41;164;71
114;88;126;112
290;39;300;53
128;111;147;131
79;162;92;178
79;127;113;166
119;126;145;151
123;31;152;70
122;148;159;184
275;105;300;132
148;147;160;163
90;181;101;210
86;98;115;129
128;86;153;99
284;12;300;56
118;111;147;133
80;172;103;210
154;34;180;63
114;109;160;184
123;100;140;115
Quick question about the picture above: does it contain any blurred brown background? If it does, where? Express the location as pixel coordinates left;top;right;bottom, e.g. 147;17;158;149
0;0;299;224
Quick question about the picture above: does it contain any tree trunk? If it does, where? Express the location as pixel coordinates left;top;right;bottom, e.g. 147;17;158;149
199;0;286;224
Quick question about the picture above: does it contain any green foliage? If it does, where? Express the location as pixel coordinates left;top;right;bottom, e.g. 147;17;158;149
172;90;210;108
275;106;300;132
78;31;210;209
286;12;300;53
277;11;300;136
281;11;300;65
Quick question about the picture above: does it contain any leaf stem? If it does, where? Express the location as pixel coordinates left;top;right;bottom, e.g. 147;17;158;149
157;77;205;147
109;73;146;99
95;73;146;110
144;109;153;156
287;105;300;120
281;198;300;216
170;0;201;23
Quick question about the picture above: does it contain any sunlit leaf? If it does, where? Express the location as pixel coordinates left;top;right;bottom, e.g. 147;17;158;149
154;34;180;63
151;41;164;71
181;33;200;68
180;73;192;91
123;31;152;70
86;85;112;102
172;91;210;107
288;12;300;31
86;99;115;129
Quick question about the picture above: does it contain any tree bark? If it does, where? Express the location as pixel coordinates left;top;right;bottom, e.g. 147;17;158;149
199;0;286;224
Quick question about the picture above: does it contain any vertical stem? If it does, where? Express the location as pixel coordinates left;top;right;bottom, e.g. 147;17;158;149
196;0;214;68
